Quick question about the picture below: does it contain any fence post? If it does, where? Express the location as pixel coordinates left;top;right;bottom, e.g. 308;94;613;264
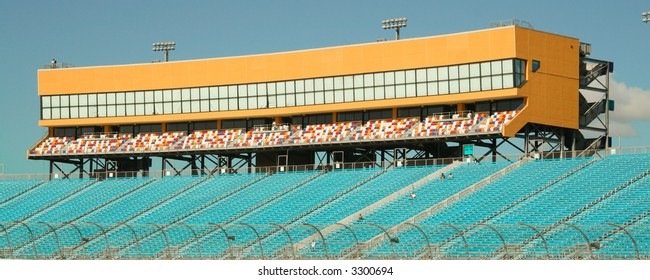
238;223;264;259
269;223;295;259
561;223;593;259
211;224;233;259
87;222;111;259
441;223;469;259
518;222;549;259
368;222;398;259
607;223;639;260
37;222;62;259
405;222;432;259
64;222;87;258
12;222;38;258
477;224;508;258
116;222;141;258
177;223;202;259
148;223;172;259
303;223;328;259
0;223;13;258
334;223;362;259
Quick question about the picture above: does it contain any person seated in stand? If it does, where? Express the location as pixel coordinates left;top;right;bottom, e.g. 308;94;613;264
448;173;454;179
358;213;364;220
410;192;416;199
440;173;446;180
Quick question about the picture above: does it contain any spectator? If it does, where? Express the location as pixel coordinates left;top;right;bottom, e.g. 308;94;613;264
358;213;363;220
410;192;416;199
311;241;316;249
440;173;446;180
448;173;454;179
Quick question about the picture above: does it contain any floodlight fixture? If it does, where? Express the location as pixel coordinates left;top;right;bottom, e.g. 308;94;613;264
382;17;408;40
152;41;176;62
643;11;650;23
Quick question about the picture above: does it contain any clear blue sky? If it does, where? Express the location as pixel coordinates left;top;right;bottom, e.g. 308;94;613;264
1;0;649;174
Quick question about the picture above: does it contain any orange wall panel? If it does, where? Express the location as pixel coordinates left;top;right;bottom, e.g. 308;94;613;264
37;26;582;135
38;27;518;95
503;28;580;136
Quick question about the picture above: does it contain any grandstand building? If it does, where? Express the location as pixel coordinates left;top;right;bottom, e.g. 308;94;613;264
5;24;650;261
29;25;612;177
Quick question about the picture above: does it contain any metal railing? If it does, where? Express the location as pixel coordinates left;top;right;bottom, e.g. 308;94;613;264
0;222;646;260
27;112;515;157
43;62;75;69
11;145;650;181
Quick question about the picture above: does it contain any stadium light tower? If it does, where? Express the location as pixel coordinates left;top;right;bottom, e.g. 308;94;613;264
643;11;650;23
382;18;408;40
152;41;176;62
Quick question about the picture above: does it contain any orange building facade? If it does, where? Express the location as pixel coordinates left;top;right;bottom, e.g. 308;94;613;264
37;26;580;138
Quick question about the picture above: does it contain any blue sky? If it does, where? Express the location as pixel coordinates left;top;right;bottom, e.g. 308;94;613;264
1;0;649;174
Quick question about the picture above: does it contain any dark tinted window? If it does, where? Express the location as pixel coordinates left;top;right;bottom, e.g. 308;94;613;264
338;111;363;122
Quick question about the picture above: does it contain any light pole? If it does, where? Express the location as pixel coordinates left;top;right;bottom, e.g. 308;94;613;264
643;11;650;23
152;41;176;62
382;18;408;40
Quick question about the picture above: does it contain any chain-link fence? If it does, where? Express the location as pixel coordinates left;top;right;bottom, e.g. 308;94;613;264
0;222;647;260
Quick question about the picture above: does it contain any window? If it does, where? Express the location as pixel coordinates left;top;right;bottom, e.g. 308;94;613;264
448;66;459;80
42;108;51;119
40;58;527;120
438;67;449;80
367;109;392;120
50;96;60;107
515;59;527;87
145;91;154;103
334;90;344;103
200;87;209;100
277;82;286;94
395;71;405;84
337;111;363;122
42;96;51;107
192;121;217;131
353;75;363;88
416;69;426;83
364;74;373;87
60;95;69;107
398;107;421;118
286;81;295;94
107;93;115;105
373;73;384;86
426;68;437;82
295;80;305;93
167;122;189;132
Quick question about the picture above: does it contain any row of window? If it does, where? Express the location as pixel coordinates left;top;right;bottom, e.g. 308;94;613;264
41;59;526;120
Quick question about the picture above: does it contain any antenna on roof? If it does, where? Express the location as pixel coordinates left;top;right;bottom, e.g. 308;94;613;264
490;19;534;29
